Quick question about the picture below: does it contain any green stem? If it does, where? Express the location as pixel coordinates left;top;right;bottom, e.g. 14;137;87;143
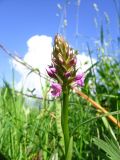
61;86;70;159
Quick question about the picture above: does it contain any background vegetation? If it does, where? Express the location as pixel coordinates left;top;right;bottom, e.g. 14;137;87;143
0;0;120;159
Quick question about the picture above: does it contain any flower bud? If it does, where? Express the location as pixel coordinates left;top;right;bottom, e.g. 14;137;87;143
64;72;71;78
69;56;77;66
46;66;56;78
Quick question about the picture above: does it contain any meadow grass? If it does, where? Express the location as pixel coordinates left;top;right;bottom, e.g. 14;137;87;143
0;1;120;159
0;54;120;160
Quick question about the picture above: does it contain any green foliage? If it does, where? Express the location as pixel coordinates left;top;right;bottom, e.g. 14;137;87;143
1;2;120;158
66;136;73;160
93;136;120;160
0;55;120;159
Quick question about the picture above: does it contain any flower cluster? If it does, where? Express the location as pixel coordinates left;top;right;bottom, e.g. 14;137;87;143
46;35;85;97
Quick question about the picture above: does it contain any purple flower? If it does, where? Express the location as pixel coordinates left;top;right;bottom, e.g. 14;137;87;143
46;66;56;78
74;72;85;87
64;72;71;78
51;83;62;97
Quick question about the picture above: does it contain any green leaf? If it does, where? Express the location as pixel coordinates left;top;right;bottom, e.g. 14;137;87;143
93;136;120;160
114;71;120;89
66;136;73;160
100;24;104;46
55;101;64;154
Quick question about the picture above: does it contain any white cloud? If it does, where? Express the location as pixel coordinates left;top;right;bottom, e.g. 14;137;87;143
12;35;96;98
12;35;52;97
76;53;96;73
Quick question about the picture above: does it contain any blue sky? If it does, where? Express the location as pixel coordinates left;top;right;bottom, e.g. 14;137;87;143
0;0;119;86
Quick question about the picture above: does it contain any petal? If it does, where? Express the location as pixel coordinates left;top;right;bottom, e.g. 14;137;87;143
51;83;62;97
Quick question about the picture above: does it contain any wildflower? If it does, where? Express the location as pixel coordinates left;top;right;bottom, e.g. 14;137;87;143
47;35;85;97
51;35;77;84
74;72;85;87
46;34;86;158
46;66;56;78
51;82;62;97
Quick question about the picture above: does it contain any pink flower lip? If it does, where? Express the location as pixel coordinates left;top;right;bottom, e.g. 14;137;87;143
74;72;85;87
51;83;62;97
46;66;56;78
75;72;84;80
